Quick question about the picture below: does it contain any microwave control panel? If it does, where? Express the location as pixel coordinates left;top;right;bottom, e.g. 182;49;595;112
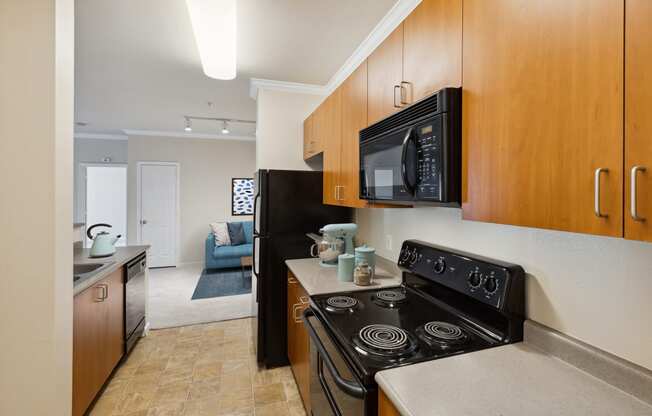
415;117;443;200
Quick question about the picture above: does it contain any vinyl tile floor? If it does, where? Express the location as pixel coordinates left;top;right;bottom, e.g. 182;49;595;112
90;318;307;416
148;263;253;329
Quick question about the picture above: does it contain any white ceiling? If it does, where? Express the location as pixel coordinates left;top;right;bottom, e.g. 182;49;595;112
75;0;398;136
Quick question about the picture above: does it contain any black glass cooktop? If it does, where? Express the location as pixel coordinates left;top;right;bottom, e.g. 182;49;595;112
310;286;502;384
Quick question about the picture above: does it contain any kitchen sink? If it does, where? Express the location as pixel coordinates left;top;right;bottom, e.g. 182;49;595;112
73;262;114;283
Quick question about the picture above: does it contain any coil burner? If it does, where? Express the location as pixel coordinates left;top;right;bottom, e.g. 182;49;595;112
353;324;418;359
417;321;468;348
372;290;407;308
325;296;359;313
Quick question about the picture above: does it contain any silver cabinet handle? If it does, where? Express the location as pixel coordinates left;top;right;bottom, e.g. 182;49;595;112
95;284;108;302
594;168;609;218
631;166;646;222
393;85;402;108
400;81;412;105
292;303;303;323
334;186;338;201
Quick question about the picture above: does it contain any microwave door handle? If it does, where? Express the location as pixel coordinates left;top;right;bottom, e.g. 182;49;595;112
303;309;366;399
401;128;416;195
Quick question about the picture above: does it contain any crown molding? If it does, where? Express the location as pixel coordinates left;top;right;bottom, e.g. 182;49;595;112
249;78;326;100
122;129;256;141
248;0;422;101
323;0;421;95
74;132;128;140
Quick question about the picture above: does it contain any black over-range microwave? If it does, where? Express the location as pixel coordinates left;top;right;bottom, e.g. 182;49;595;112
359;87;461;204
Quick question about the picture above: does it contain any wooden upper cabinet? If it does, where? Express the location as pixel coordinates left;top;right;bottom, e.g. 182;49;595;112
339;62;369;207
367;24;404;125
625;0;652;242
403;0;462;103
322;89;343;205
462;0;624;237
303;114;315;160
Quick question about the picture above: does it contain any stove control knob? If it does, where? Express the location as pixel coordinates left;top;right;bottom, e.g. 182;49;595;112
484;276;498;295
399;247;411;264
468;271;482;289
433;258;446;274
409;249;419;265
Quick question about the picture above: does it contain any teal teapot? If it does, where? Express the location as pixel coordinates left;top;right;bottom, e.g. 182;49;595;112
87;223;121;258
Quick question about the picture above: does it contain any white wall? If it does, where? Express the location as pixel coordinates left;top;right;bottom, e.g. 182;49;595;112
356;207;652;370
0;0;74;414
127;136;256;263
73;138;128;222
255;88;323;170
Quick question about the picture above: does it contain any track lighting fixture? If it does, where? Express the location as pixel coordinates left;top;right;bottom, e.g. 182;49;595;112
182;115;255;135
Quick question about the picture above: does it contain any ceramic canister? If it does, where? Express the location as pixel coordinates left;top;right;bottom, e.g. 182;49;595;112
337;254;355;282
354;245;375;272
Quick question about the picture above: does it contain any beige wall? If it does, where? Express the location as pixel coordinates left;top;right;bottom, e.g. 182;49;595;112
356;207;652;370
0;0;74;414
127;136;256;263
255;88;323;170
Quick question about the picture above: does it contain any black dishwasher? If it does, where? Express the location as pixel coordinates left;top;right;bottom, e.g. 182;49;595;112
125;253;146;354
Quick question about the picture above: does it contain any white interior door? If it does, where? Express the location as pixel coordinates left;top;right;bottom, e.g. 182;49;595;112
139;163;178;268
85;165;127;247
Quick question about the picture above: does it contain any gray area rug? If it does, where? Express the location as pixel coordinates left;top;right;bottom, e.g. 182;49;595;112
192;267;252;300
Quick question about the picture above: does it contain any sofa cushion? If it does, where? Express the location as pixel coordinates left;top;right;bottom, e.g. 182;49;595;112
242;221;253;243
227;222;246;245
209;222;231;246
213;243;252;259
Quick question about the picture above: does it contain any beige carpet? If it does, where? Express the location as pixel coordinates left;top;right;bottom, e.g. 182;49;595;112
148;263;253;329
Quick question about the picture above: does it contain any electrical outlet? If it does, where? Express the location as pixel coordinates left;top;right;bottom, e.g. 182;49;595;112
385;234;393;251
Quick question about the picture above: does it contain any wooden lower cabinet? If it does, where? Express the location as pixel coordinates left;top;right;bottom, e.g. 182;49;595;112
287;271;311;413
73;268;124;416
378;388;401;416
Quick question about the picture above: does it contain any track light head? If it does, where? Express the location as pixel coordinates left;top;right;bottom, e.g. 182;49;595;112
221;120;230;135
184;117;192;132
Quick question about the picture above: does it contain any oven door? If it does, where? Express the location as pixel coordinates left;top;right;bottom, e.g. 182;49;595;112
304;309;372;416
360;126;418;202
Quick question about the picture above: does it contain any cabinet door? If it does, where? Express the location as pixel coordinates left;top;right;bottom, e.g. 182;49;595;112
403;0;462;103
339;62;369;208
103;268;124;377
73;283;105;416
625;0;652;242
367;24;404;125
72;268;124;416
462;0;624;237
303;115;314;160
323;88;343;205
287;273;297;366
378;388;401;416
286;271;310;413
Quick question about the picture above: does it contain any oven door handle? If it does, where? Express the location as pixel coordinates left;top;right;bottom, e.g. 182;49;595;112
401;127;417;195
303;308;366;399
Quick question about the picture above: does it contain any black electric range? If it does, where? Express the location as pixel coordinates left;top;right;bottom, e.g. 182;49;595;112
304;240;525;416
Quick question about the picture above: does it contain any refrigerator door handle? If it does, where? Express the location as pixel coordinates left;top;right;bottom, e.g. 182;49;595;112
253;192;261;235
252;234;261;277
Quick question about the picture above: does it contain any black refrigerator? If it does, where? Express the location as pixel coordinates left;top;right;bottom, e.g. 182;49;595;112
252;169;351;367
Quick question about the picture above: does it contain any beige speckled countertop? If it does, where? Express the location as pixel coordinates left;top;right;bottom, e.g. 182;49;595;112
376;321;652;416
285;256;402;295
74;246;149;295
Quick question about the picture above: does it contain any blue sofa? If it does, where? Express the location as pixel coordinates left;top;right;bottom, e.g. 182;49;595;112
205;221;254;270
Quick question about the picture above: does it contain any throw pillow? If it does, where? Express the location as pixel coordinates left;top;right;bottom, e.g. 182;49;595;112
227;222;246;245
210;222;231;246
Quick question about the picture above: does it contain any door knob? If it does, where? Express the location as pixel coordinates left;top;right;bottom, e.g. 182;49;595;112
140;219;148;225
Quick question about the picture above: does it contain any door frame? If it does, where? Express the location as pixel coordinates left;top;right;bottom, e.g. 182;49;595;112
78;162;128;248
136;161;181;267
